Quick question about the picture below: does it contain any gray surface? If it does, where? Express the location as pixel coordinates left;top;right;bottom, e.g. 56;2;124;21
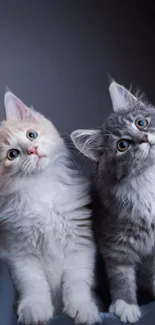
0;1;155;325
48;305;155;325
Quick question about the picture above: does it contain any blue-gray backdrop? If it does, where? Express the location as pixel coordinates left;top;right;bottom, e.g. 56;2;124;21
0;1;155;325
0;1;154;133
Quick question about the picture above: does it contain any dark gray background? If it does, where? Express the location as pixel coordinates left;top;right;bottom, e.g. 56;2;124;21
0;0;155;134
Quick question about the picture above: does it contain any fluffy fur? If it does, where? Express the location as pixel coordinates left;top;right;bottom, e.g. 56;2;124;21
0;92;100;325
71;81;155;323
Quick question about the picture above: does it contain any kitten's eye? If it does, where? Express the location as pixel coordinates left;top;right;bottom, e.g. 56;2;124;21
135;118;148;129
26;130;38;141
117;139;130;152
7;149;20;160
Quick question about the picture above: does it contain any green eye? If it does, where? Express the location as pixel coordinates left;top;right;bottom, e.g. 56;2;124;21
117;139;130;152
26;130;38;141
135;118;148;129
7;149;20;160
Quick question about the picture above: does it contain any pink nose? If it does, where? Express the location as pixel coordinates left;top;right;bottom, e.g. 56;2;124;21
28;147;38;155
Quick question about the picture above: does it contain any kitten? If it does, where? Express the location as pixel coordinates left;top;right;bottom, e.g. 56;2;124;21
0;91;100;325
71;81;155;323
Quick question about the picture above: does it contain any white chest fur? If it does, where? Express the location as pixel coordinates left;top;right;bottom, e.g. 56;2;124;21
2;165;91;255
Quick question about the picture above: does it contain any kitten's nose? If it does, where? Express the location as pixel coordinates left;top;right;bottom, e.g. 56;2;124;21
28;146;38;155
140;134;148;143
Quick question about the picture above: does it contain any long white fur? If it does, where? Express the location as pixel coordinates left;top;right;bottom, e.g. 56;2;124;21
0;92;100;325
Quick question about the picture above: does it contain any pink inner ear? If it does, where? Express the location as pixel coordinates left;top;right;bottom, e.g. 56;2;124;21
14;99;35;122
15;99;26;120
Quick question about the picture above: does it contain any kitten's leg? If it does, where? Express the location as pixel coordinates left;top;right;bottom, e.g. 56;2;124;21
62;249;100;325
140;254;155;297
11;256;54;325
108;263;141;323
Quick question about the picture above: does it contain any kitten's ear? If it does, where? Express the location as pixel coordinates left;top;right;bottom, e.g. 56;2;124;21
71;129;100;161
4;91;35;121
109;81;137;112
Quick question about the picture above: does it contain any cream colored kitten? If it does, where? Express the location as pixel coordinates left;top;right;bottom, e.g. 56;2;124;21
0;92;100;325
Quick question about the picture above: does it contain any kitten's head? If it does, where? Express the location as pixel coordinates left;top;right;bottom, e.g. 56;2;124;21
71;81;155;183
0;91;64;182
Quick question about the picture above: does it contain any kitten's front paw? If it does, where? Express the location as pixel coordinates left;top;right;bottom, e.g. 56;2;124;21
109;300;141;323
64;300;100;325
17;296;54;324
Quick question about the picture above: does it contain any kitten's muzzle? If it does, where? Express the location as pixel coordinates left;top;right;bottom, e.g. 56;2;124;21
28;146;38;155
146;134;155;145
140;134;148;144
139;133;155;145
27;146;47;159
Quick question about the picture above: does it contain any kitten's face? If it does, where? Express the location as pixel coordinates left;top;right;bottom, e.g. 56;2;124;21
0;92;63;181
96;105;155;181
71;81;155;182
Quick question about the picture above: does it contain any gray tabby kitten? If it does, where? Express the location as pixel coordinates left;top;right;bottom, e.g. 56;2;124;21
71;81;155;323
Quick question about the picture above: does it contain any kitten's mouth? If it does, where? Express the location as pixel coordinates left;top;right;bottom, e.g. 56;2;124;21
38;155;47;159
36;155;47;163
29;153;47;159
29;153;48;167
